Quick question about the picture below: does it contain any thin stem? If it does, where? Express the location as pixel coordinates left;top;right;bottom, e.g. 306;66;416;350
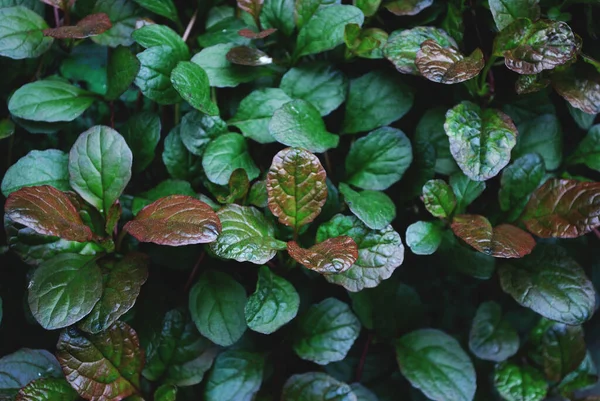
115;229;127;253
53;6;61;28
184;251;206;292
478;55;498;95
355;332;373;382
182;9;198;43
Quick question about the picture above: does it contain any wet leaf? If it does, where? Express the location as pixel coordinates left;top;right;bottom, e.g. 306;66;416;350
43;13;112;39
415;40;484;84
287;236;358;274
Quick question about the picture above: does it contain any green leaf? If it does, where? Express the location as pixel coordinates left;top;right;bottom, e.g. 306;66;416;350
317;214;405;291
162;125;203;182
344;25;388;59
512;114;562;170
203;133;260;185
69;125;133;215
522;178;600;238
354;0;381;17
78;253;148;334
441;0;465;43
288;236;359;274
135;45;181;105
211;204;286;264
205;350;265;401
405;221;442;255
415;40;484;84
133;24;189;61
0;6;53;59
339;183;396;230
132;0;179;22
349;384;378;401
266;147;327;231
468;301;519;362
171;61;218;115
384;27;457;75
493;18;577;74
282;372;357;401
229;88;292;144
280;62;347;116
0;0;43;14
384;0;433;16
444;101;518;181
488;0;540;31
8;80;96;122
0;118;14;140
437;230;496;279
15;378;79;401
28;254;102;330
499;244;596;325
191;43;273;88
568;125;600;171
499;153;545;221
245;265;300;334
56;322;143;400
294;298;361;365
248;180;268;208
0;349;62;391
189;270;247;347
415;107;457;175
557;352;598;397
342;70;414;134
295;5;364;58
568;103;596;130
543;322;586;381
449;172;485;213
395;329;476;401
422;179;456;219
515;73;550;95
260;0;295;36
269;99;339;152
180;110;228;156
143;308;219;386
91;0;139;47
121;112;161;173
345;127;412;190
494;362;547;401
131;179;195;215
106;45;140;100
198;17;251;48
1;150;69;197
294;0;337;29
154;384;177;401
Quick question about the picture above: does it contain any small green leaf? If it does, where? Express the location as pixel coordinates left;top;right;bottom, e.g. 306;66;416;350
499;244;596;325
16;378;79;401
415;40;484;84
317;214;405;292
162;125;203;182
568;103;596;130
0;6;53;59
153;384;177;401
260;0;294;36
69;125;133;215
449;172;485;213
488;0;540;31
56;322;144;400
405;221;443;255
180;111;228;156
515;73;550;94
422;179;456;219
344;25;388;59
121;112;161;173
415;107;457;175
282;372;357;401
384;27;457;75
342;70;414;134
339;183;396;230
203;133;260;185
494;362;548;401
269;99;339;153
78;253;148;334
91;0;139;47
499;153;546;221
384;0;433;16
205;350;265;401
245;265;300;334
135;45;181;105
568;125;600;171
512;113;562;170
143;308;219;386
106;45;140;100
280;62;347;116
469;301;519;362
0;118;15;140
8;80;96;122
211;204;286;264
171;62;218;116
1;149;70;197
229;88;292;144
189;270;247;347
198;17;251;48
132;0;179;22
248;180;268;208
294;298;361;365
287;236;359;274
133;26;188;60
354;0;381;17
0;349;62;391
295;5;364;58
444;101;518;181
295;0;337;29
266;147;327;231
395;329;476;401
543;322;586;381
345;127;413;190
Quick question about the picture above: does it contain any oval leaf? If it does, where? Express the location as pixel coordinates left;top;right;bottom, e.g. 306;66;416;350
444;101;518;181
1;149;69;197
0;6;53;59
202;133;260;185
171;61;218;116
287;236;358;274
282;372;357;401
339;183;396;230
226;46;272;66
543;322;586;382
16;378;78;401
204;350;264;401
553;73;600;115
5;186;93;242
406;221;443;255
0;349;62;391
124;195;221;246
522;178;600;238
56;322;144;401
267;147;327;231
494;362;548;401
469;301;520;362
422;179;456;219
416;40;484;84
43;13;112;39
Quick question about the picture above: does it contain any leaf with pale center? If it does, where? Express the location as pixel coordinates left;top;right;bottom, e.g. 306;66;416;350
422;179;456;219
287;236;358;274
416;40;484;84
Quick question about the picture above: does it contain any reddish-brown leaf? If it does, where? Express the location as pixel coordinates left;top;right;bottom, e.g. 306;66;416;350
415;40;484;84
123;195;221;246
4;185;93;242
237;0;264;21
451;214;535;258
105;201;121;235
287;236;359;274
522;178;600;238
43;13;112;39
238;28;277;39
226;46;272;66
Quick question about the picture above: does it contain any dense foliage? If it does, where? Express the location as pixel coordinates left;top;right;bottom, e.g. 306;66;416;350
1;0;600;400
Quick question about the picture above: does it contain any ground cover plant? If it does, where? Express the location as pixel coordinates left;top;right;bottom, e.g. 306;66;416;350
0;0;600;400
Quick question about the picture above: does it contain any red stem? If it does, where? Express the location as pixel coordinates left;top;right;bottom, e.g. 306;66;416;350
184;251;206;292
355;332;373;382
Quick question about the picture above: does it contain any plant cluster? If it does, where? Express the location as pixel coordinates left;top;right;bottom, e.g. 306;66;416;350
1;0;600;400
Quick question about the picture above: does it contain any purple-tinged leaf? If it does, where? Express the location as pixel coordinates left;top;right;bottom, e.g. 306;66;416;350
238;28;277;39
287;236;359;274
553;73;600;115
416;40;484;84
226;46;272;66
43;13;112;39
